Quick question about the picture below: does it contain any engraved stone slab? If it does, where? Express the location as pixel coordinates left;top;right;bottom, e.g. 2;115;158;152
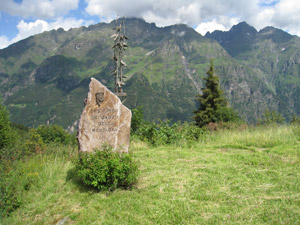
77;78;131;152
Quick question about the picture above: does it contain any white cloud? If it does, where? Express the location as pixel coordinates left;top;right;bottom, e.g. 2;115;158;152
195;17;239;35
84;0;257;27
247;0;300;35
83;0;300;37
139;1;202;27
271;0;300;29
175;2;201;25
0;18;93;49
85;0;199;25
142;11;181;27
0;0;79;18
195;20;226;35
0;36;10;49
249;8;275;30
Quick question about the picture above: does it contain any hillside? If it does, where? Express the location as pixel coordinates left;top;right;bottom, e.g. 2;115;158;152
0;18;299;128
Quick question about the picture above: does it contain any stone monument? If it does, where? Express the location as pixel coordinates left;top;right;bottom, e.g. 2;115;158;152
77;77;131;152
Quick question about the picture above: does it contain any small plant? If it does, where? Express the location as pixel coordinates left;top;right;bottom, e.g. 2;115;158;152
74;146;138;191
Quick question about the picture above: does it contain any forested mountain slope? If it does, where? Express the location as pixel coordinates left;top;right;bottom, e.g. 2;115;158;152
1;18;297;128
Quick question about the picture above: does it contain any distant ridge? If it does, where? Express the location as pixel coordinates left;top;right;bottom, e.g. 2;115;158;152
0;18;299;128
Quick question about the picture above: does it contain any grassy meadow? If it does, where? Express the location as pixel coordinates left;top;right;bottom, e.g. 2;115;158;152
1;125;300;224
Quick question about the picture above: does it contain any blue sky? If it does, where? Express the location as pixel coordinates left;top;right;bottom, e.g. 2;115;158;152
0;0;299;49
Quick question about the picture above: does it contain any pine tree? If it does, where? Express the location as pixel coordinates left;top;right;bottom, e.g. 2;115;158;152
193;59;238;127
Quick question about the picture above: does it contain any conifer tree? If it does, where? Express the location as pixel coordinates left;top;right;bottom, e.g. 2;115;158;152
193;59;238;127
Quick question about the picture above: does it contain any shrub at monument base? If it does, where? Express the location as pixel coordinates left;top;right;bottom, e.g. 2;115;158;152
74;146;138;191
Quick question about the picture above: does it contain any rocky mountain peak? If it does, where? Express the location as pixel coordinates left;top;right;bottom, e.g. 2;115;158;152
258;26;293;43
205;22;257;57
229;21;257;34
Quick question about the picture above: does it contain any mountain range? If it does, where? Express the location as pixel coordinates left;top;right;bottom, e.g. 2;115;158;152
0;18;299;129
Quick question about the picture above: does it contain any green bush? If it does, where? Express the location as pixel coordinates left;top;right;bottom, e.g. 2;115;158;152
131;106;145;134
36;125;69;144
135;121;159;144
0;103;21;161
10;123;29;138
259;109;285;125
215;106;240;123
155;120;181;145
0;104;17;150
0;156;43;218
131;107;160;144
74;146;138;191
0;168;22;218
131;107;208;146
291;115;300;125
24;129;45;155
178;122;208;142
133;120;179;145
132;119;207;146
291;115;300;140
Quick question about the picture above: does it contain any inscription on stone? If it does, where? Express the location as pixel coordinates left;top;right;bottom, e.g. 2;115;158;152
77;78;131;152
90;108;118;132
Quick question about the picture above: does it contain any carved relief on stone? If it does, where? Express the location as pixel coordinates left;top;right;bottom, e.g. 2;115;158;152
95;92;104;106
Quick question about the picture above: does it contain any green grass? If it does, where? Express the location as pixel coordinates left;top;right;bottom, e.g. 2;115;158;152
1;125;300;224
